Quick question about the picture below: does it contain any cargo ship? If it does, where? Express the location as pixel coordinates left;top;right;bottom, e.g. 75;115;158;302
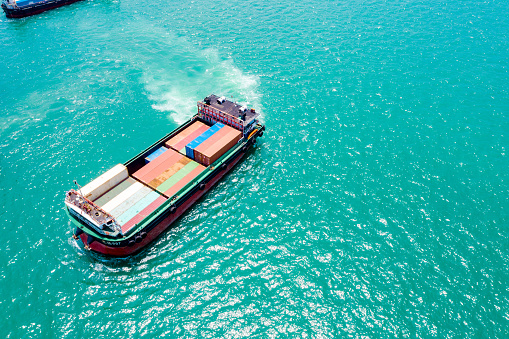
1;0;82;18
64;95;265;257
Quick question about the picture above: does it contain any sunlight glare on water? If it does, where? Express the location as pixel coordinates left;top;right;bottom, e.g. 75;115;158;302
0;0;507;337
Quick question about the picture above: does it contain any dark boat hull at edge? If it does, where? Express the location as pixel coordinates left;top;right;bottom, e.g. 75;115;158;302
2;0;82;18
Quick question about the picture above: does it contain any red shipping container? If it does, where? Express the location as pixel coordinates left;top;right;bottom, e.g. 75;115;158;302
193;125;231;158
164;121;206;149
133;150;184;184
170;124;210;152
132;148;181;181
121;196;167;233
194;127;242;166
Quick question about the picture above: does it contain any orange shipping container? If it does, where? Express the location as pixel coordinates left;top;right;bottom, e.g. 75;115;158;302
148;157;192;188
132;148;182;183
194;127;242;166
164;121;207;149
193;125;231;157
171;124;210;152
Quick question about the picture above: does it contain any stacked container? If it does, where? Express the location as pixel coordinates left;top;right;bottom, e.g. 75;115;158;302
132;148;206;198
160;118;243;169
193;125;242;166
91;174;167;232
81;164;128;201
165;121;209;154
145;146;168;163
185;122;224;159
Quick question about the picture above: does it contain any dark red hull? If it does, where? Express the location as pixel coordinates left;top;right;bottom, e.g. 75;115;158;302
78;150;247;257
2;0;82;18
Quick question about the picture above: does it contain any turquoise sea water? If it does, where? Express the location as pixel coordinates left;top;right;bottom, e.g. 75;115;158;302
0;0;507;337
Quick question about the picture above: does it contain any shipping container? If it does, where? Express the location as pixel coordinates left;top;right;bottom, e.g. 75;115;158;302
93;177;137;206
148;157;192;188
192;125;231;160
169;124;210;153
164;121;207;149
120;195;167;233
194;128;242;166
132;148;182;182
192;125;238;164
136;152;185;184
157;161;202;193
185;122;224;159
116;191;162;226
163;164;206;198
101;182;146;213
80;164;128;201
110;185;153;218
145;146;168;164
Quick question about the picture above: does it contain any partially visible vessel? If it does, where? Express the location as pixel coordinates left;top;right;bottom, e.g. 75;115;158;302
1;0;82;18
64;95;265;257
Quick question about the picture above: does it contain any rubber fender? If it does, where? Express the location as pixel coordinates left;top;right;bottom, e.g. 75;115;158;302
170;206;176;214
242;145;248;152
73;227;84;239
140;232;147;239
199;183;206;190
128;239;135;247
86;235;95;246
221;163;227;170
135;235;143;243
259;131;264;137
248;129;258;140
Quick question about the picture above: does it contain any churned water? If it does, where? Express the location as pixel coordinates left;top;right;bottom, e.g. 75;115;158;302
0;0;507;337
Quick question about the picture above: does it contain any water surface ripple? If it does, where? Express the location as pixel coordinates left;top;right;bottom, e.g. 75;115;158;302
0;0;507;337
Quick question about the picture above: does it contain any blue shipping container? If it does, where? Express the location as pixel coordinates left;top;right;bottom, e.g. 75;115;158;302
185;123;224;159
144;146;168;164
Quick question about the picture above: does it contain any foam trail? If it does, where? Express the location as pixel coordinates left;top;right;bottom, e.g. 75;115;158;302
142;46;262;124
105;16;262;123
0;17;263;135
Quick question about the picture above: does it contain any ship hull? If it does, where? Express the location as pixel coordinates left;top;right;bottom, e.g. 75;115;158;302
76;147;248;257
2;0;82;18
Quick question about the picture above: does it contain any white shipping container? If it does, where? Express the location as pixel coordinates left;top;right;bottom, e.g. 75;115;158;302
80;164;128;201
110;185;153;218
101;182;146;213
